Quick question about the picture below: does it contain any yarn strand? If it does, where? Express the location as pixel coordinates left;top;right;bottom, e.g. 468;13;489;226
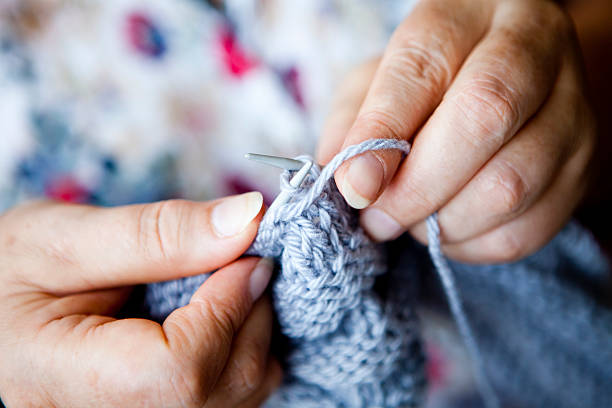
270;137;500;408
272;137;500;408
286;138;411;218
148;137;499;407
426;214;500;408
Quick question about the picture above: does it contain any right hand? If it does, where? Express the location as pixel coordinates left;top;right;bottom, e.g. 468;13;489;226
318;0;594;264
0;194;282;408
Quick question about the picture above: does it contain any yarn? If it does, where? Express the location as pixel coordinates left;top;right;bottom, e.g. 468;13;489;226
146;138;497;408
250;139;425;407
427;215;499;408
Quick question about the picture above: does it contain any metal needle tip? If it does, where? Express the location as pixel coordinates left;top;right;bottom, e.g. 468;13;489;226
289;160;312;188
244;153;305;171
244;152;313;208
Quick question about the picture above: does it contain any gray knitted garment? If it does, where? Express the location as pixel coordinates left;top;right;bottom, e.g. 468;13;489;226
250;139;428;407
148;139;428;407
145;139;612;408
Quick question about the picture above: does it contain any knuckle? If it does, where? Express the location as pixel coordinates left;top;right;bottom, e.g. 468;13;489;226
540;1;573;39
193;296;242;341
153;349;211;407
483;161;529;216
515;0;573;40
167;308;225;357
226;347;266;397
453;72;521;150
384;40;452;96
89;350;196;407
167;365;209;408
355;110;404;141
175;366;210;408
390;175;444;222
136;199;188;264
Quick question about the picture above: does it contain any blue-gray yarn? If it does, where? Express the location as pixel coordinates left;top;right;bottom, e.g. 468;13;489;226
147;138;496;407
426;215;499;408
147;139;490;407
145;138;612;407
250;139;426;407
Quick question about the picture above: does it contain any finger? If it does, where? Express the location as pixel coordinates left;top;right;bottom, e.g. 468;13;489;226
411;58;590;244
3;193;264;293
21;259;272;407
333;0;493;209
235;358;283;408
44;287;133;318
0;287;131;336
361;1;573;240
162;257;274;398
441;129;594;264
316;57;380;165
206;296;275;406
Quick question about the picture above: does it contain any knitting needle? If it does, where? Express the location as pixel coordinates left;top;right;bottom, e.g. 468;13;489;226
244;153;304;171
245;153;313;208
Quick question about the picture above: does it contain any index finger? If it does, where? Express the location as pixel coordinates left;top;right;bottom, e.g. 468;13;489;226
333;0;492;208
363;0;571;239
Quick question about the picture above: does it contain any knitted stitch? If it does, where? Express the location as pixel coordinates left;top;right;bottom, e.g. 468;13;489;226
251;139;425;407
147;139;493;407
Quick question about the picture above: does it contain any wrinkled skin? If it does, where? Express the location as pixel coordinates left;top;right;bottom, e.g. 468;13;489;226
0;198;281;408
319;0;596;264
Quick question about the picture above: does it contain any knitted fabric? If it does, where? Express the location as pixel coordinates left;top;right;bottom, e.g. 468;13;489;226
144;139;612;408
251;139;425;407
444;221;612;408
147;138;496;407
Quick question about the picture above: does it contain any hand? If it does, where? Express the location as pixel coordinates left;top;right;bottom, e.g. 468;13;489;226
0;195;282;408
317;0;596;263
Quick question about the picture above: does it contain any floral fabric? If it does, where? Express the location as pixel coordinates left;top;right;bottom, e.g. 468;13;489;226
0;1;484;406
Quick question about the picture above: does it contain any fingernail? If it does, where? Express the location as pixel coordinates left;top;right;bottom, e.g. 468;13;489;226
361;208;403;242
341;152;384;209
249;257;274;301
211;192;263;237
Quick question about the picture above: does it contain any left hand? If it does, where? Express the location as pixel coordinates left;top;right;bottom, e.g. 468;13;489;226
317;0;596;263
0;197;281;408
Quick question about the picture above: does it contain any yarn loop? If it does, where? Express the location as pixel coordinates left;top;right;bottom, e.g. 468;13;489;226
147;138;498;408
251;139;426;406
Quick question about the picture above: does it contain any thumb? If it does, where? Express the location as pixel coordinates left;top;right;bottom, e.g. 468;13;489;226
3;193;263;293
162;257;274;393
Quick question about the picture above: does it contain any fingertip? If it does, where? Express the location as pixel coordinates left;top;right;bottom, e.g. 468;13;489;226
190;193;263;270
211;192;264;238
248;257;274;302
337;152;385;209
